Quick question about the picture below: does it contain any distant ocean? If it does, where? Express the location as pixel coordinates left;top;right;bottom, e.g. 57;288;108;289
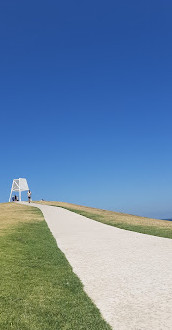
161;219;172;221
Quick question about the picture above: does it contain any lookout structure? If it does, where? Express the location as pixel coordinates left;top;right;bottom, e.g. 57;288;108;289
9;178;29;202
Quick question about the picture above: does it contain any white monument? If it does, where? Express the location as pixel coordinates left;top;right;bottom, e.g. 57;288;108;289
9;178;29;202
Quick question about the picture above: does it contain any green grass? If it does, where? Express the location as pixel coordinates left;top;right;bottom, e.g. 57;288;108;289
0;204;111;330
34;201;172;239
59;207;172;239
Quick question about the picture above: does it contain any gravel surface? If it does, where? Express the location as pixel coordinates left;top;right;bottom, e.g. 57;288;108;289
21;202;172;329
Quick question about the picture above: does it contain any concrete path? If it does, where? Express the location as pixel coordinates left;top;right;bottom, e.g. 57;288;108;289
22;202;172;329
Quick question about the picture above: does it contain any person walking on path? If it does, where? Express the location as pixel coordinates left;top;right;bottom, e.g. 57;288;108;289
27;190;32;203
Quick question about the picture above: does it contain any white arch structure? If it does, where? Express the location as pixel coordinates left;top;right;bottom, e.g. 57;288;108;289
9;178;29;202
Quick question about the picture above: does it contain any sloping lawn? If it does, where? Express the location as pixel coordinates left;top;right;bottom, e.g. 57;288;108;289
35;201;172;239
0;203;110;330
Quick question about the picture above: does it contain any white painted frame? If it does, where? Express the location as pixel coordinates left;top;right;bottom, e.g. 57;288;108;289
9;178;29;202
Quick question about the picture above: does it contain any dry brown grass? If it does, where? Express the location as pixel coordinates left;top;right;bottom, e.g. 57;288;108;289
0;202;43;236
35;201;172;231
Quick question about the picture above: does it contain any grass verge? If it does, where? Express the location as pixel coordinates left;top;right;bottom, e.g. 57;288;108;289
35;201;172;239
0;203;111;330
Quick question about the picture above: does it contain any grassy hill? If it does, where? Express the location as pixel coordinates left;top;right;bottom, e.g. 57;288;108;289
35;201;172;239
0;203;110;330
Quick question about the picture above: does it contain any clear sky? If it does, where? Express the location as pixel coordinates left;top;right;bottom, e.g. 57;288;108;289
1;0;172;218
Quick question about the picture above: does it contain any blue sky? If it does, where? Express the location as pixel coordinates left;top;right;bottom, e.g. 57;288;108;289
1;0;172;218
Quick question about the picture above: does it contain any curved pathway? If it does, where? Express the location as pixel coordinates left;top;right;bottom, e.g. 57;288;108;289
22;202;172;329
